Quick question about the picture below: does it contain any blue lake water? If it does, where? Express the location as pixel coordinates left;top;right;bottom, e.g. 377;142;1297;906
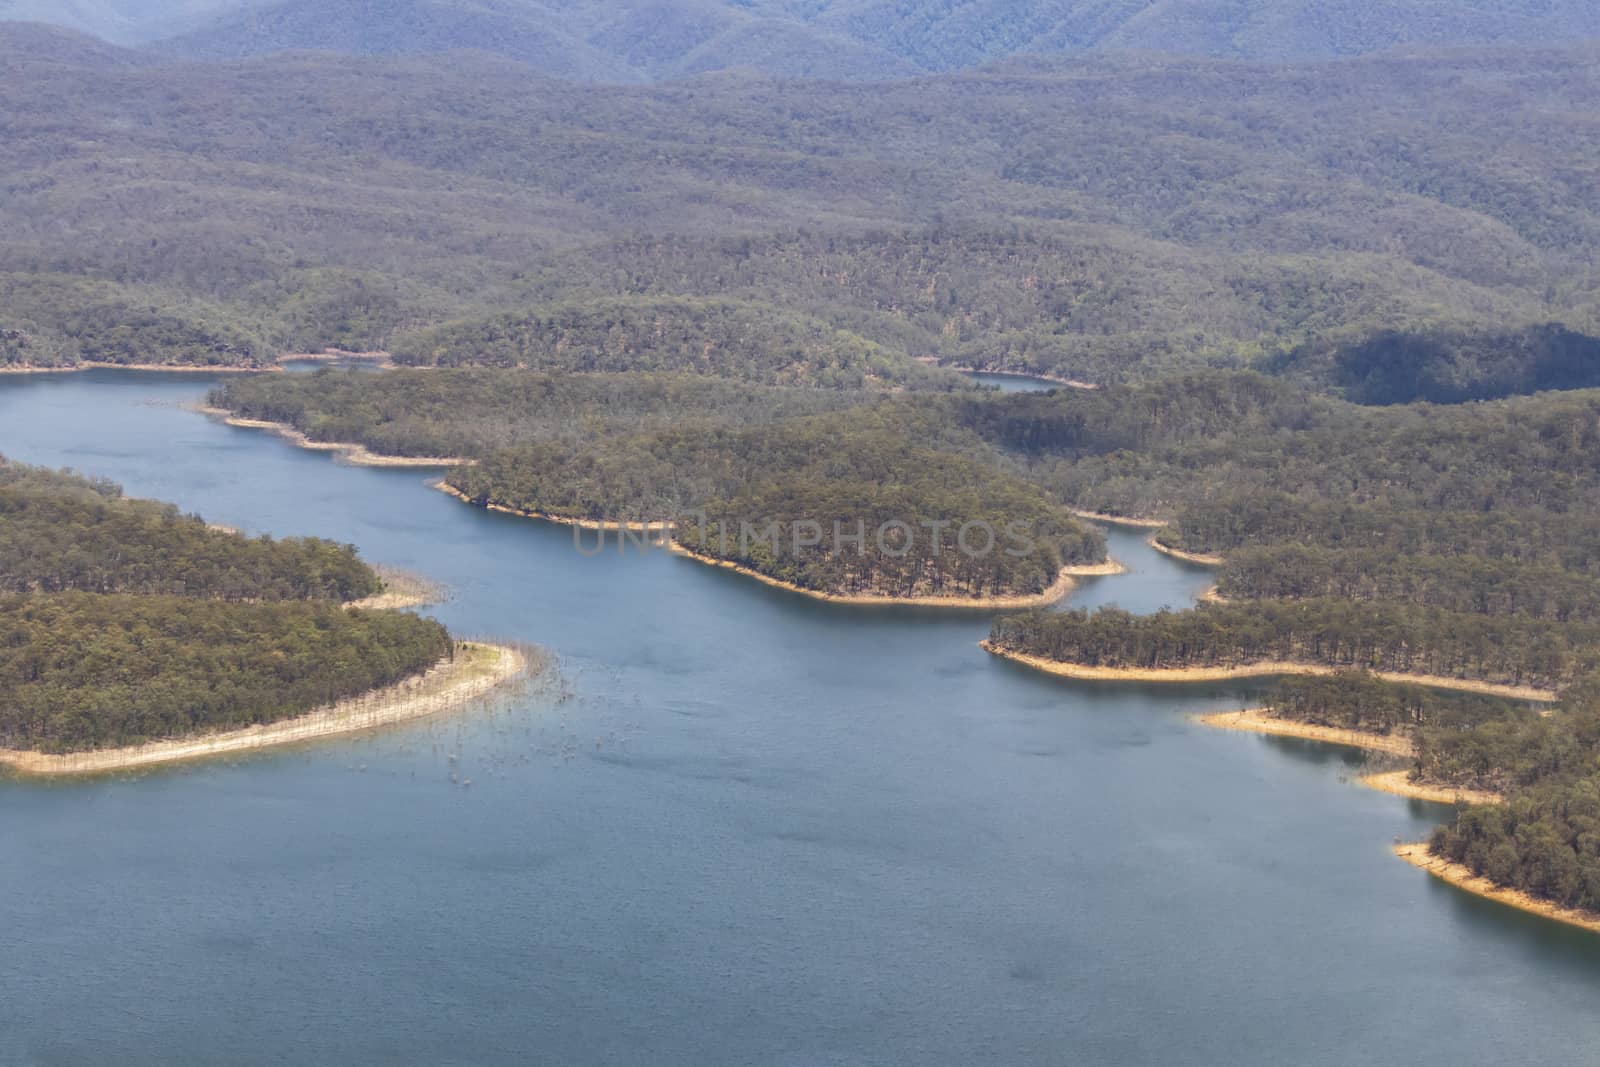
2;370;1598;1066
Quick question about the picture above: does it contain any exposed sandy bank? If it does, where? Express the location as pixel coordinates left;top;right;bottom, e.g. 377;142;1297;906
0;362;275;375
670;543;1081;608
432;482;674;532
1147;537;1224;566
346;567;449;611
0;642;529;778
1193;708;1416;757
200;407;473;468
981;644;1559;702
1069;510;1168;529
1195;711;1503;804
1361;771;1501;806
1394;843;1600;935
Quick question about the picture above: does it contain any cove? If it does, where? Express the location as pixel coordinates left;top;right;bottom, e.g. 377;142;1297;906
3;370;1600;1066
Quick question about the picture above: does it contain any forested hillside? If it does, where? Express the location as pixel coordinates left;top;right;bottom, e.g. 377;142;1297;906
389;297;963;389
18;0;1599;73
4;28;1599;381
0;593;452;752
0;459;382;599
0;458;452;753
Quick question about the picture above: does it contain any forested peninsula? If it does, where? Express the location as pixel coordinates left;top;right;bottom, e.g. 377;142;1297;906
0;459;522;772
213;370;1108;605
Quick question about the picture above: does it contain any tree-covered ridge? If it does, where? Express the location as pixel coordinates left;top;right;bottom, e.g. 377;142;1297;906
988;601;1595;692
3;32;1599;379
389;297;963;390
0;592;451;752
0;459;382;601
1215;547;1600;623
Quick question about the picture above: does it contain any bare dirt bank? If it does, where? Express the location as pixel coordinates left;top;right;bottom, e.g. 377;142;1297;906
1193;708;1416;757
1361;770;1502;806
670;543;1083;609
1196;711;1503;803
982;645;1558;702
432;482;674;532
1;362;275;375
1394;843;1600;935
0;642;530;778
346;567;450;611
1147;537;1224;566
200;407;473;468
1069;510;1168;528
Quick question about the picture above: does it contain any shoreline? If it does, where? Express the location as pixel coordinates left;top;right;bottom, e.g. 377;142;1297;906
345;566;449;611
200;408;473;468
432;482;675;532
1196;711;1504;804
670;542;1082;609
1394;843;1600;936
1147;536;1224;566
1361;770;1502;806
0;642;530;778
276;350;393;366
1070;510;1168;529
432;482;1122;606
1;361;276;376
980;644;1559;702
1192;708;1415;757
916;357;1097;391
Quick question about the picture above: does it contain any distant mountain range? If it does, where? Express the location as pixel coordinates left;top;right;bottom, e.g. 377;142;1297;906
4;0;1600;80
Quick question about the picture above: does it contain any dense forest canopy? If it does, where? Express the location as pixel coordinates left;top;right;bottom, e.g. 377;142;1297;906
0;592;452;752
0;457;451;753
3;28;1599;382
0;458;381;600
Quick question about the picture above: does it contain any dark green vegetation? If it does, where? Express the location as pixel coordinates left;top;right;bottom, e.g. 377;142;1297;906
0;592;452;752
4;28;1600;383
216;370;1104;599
19;0;1600;71
1268;325;1600;405
0;460;380;599
989;601;1593;691
0;458;450;753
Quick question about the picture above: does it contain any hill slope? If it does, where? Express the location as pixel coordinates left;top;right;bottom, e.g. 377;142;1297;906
3;29;1599;380
132;0;1600;79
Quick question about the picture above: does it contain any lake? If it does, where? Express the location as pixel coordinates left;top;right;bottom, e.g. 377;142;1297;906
3;370;1599;1066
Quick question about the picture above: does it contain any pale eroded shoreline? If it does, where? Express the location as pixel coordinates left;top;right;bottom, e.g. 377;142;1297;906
1394;843;1600;936
432;482;674;532
981;643;1559;702
0;642;530;778
1070;510;1168;528
1193;708;1415;756
1;362;275;376
345;566;450;611
1146;536;1225;566
200;407;474;468
1193;710;1504;804
669;543;1087;608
